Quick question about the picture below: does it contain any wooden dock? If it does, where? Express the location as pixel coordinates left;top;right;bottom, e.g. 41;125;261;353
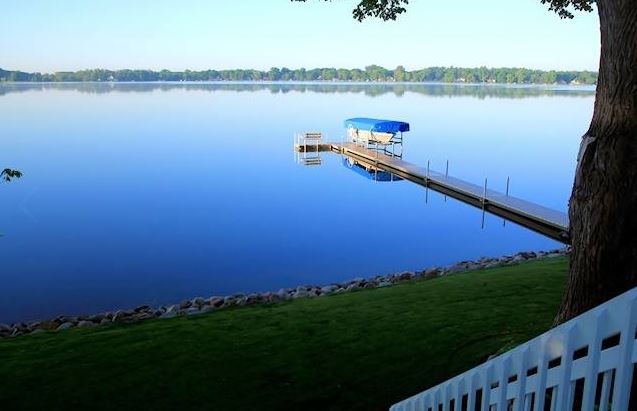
295;142;570;244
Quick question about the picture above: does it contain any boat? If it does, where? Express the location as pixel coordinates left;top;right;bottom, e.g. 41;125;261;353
344;117;410;145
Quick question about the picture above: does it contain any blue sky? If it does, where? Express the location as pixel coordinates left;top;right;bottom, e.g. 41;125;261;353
1;0;600;72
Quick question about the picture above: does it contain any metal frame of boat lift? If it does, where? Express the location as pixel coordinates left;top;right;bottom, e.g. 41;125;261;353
348;128;404;158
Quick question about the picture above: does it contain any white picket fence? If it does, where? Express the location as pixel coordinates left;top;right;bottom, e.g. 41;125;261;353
390;287;637;411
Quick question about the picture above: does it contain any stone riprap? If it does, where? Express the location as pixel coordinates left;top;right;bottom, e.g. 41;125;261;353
0;248;569;338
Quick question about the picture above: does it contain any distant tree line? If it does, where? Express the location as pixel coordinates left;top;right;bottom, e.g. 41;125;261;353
0;82;595;100
0;65;597;85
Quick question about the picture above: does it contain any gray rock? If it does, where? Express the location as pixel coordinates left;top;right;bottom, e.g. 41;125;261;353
56;316;79;324
27;321;42;330
77;320;97;328
185;307;202;316
201;305;217;313
192;297;205;307
57;322;75;331
292;289;309;299
276;289;292;301
246;294;262;304
447;264;467;274
269;294;282;303
320;285;337;295
160;311;177;319
0;323;11;332
261;292;277;303
134;305;151;313
130;313;153;322
29;328;46;335
88;314;106;322
423;268;441;279
14;322;29;332
395;271;414;281
208;297;225;307
377;281;392;288
179;300;192;309
165;304;180;313
112;310;134;322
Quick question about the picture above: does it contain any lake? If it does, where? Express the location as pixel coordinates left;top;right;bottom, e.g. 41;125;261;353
0;82;594;323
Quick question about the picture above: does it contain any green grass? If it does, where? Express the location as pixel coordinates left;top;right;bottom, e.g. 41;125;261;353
0;257;567;411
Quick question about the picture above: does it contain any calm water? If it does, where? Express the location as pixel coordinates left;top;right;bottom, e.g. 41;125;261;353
0;83;594;323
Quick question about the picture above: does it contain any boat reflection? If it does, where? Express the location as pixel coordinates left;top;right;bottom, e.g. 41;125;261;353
342;156;402;182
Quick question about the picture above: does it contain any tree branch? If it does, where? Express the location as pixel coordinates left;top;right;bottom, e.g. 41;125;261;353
291;0;409;21
540;0;595;19
293;0;594;20
1;168;22;183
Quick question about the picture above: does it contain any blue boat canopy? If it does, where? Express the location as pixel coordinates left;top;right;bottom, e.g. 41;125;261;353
344;118;410;133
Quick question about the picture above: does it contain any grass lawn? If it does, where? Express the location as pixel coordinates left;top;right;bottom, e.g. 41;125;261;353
0;257;567;411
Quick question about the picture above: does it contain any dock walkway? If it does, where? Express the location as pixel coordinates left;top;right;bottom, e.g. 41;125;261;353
296;141;570;243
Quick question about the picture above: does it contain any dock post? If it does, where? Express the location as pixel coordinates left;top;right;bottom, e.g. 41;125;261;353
481;178;487;228
425;160;431;204
426;160;430;183
444;160;449;202
503;176;510;227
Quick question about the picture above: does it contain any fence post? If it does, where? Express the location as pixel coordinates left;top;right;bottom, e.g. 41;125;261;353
533;336;549;411
481;363;494;410
554;324;576;411
581;309;607;411
611;293;637;411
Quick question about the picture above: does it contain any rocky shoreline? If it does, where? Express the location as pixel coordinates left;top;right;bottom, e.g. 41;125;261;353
0;248;569;338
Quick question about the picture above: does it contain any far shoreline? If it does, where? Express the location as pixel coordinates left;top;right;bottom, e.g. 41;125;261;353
0;80;597;87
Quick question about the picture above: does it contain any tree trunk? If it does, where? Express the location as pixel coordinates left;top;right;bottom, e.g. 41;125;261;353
555;0;637;324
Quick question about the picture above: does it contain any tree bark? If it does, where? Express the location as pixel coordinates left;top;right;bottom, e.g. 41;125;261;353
555;0;637;324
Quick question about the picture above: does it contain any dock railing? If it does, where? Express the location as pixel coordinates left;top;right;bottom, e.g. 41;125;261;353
294;132;323;166
390;286;637;411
